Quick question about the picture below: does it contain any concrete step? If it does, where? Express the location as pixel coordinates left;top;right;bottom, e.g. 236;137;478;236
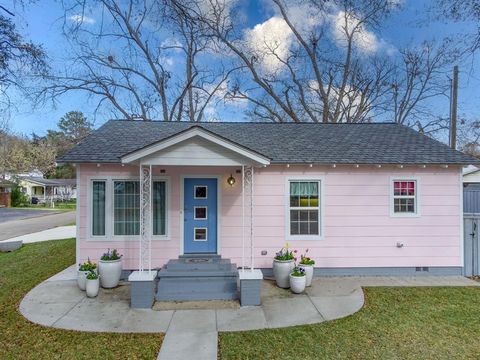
166;258;232;271
156;276;238;301
156;256;239;301
179;254;221;260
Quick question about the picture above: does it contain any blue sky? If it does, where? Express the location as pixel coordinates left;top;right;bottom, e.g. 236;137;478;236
9;0;480;136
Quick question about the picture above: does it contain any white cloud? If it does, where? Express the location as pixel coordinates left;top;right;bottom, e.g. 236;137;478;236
244;16;293;72
331;11;379;54
68;14;95;25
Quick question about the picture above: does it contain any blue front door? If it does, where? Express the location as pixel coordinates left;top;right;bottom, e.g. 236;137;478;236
184;178;218;253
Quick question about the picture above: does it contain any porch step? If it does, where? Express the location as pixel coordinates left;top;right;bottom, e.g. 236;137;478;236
166;258;233;271
156;256;239;301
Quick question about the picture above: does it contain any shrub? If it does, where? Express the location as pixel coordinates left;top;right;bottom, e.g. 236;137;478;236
10;186;29;207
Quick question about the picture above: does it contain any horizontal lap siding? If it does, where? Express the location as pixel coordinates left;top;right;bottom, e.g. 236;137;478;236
78;164;462;270
246;166;462;268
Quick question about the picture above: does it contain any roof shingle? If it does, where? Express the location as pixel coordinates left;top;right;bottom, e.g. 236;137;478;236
58;120;480;165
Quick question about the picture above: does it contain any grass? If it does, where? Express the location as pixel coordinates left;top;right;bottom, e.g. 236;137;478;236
0;239;162;360
219;287;480;360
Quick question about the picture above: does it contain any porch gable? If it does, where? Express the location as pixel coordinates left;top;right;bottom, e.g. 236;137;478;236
121;126;270;166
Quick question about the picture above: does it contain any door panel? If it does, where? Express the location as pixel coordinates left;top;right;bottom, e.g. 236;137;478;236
184;178;217;253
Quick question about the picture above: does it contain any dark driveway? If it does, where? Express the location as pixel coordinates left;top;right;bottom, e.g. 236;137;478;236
0;208;58;224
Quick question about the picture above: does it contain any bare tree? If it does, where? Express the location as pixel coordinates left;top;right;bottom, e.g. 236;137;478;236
171;0;400;123
41;0;238;121
388;40;455;130
434;0;480;54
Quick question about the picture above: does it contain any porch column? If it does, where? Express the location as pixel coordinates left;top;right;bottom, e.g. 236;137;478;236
242;165;255;270
139;164;152;273
129;164;157;309
240;165;263;306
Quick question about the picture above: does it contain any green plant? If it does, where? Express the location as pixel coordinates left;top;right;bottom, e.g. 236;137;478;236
86;271;99;280
299;249;315;265
290;266;306;277
274;243;294;261
100;248;122;261
10;186;29;207
78;259;96;272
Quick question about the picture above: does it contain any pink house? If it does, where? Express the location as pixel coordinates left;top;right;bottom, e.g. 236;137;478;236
59;121;478;307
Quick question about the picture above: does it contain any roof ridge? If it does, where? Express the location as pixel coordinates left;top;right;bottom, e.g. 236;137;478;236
106;119;399;125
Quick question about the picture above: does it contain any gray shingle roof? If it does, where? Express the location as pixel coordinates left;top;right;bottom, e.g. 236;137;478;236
58;120;480;165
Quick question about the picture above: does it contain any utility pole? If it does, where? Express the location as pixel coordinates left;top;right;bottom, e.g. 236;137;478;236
450;65;458;150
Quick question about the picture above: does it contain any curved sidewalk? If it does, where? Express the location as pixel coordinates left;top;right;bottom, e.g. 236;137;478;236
19;265;364;332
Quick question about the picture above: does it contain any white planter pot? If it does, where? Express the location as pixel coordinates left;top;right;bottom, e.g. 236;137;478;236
289;274;306;294
86;278;100;298
98;259;122;288
273;259;294;288
299;264;314;287
77;269;98;290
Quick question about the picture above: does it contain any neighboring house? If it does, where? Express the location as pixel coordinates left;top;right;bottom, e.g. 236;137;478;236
59;121;478;304
19;177;77;203
463;166;480;214
0;179;15;207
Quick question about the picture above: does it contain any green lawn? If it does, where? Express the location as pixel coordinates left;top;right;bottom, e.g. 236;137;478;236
219;287;480;360
0;239;162;360
3;240;480;360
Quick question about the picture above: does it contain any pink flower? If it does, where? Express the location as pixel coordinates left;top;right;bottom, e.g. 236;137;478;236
294;250;298;253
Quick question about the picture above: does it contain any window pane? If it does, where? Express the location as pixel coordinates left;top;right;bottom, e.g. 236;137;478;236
290;195;299;207
310;221;319;235
299;210;309;221
195;207;207;219
290;210;299;221
153;182;166;235
114;181;140;235
92;181;106;236
299;222;309;234
195;186;207;199
290;222;299;235
194;228;207;241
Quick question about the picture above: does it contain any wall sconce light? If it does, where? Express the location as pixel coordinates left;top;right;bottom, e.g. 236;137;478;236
227;174;236;186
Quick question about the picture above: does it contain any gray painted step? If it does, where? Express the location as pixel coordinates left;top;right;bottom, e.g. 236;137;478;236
166;258;232;271
179;254;221;260
156;256;239;301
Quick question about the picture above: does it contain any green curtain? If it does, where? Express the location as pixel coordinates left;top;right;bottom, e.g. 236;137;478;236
290;182;318;196
92;181;105;236
153;181;166;235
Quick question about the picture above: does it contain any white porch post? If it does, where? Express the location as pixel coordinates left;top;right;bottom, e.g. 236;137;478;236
242;165;255;271
139;164;152;274
129;164;157;309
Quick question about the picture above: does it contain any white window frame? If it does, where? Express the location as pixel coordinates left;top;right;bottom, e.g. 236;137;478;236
194;227;208;241
285;177;325;241
194;206;208;220
194;185;208;199
390;176;421;218
87;175;170;241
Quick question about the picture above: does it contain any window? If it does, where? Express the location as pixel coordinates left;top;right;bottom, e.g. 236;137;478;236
153;181;166;236
92;181;106;236
392;179;418;215
288;180;321;238
90;178;168;239
114;181;140;235
194;185;207;199
194;206;207;220
194;228;207;241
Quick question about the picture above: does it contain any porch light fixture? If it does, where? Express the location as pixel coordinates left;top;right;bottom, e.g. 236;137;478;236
227;174;236;186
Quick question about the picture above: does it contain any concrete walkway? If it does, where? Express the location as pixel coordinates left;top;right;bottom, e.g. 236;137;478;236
2;226;76;243
0;211;75;241
19;266;479;360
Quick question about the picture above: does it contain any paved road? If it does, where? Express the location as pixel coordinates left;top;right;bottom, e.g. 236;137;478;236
0;208;58;224
0;210;76;241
